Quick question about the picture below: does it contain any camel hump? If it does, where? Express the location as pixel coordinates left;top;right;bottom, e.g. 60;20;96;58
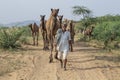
32;23;39;32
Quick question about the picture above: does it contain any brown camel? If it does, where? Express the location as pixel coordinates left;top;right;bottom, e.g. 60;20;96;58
84;26;94;40
40;15;49;50
46;8;59;63
66;20;75;52
28;23;39;46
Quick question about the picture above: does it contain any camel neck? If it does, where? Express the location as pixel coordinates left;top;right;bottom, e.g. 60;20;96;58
59;20;62;28
49;14;57;20
30;26;34;32
41;20;45;30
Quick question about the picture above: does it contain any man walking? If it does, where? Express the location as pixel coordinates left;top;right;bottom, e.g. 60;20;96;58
55;23;71;70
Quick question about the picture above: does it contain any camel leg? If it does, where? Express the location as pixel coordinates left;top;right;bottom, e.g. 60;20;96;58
32;33;35;46
54;39;58;59
54;50;58;60
54;45;57;52
73;36;75;44
69;40;73;52
45;40;49;50
43;40;46;50
42;33;45;50
49;34;53;63
71;44;73;52
36;33;39;46
49;42;53;63
53;35;56;51
54;42;57;52
45;32;49;50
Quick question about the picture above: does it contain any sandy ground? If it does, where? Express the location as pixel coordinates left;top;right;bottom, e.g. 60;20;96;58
0;41;120;80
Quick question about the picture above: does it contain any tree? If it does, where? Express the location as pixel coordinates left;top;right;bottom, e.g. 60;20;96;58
72;6;92;19
72;6;93;35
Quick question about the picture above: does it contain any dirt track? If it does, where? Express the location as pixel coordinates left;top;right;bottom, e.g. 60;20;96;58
0;41;120;80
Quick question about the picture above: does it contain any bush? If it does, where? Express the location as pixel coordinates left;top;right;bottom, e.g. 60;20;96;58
92;21;120;49
0;29;24;49
19;36;29;45
20;26;31;37
18;26;31;45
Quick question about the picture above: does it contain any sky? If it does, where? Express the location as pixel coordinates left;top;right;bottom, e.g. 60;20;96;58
0;0;120;24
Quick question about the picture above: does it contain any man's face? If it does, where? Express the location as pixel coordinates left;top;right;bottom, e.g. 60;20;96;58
62;24;67;31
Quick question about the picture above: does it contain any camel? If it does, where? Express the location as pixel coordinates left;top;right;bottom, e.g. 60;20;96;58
83;26;94;40
40;15;49;50
84;26;95;40
46;8;59;63
28;22;39;46
66;20;75;52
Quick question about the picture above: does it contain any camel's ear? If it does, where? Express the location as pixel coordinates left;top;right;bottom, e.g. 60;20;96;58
57;9;59;12
44;15;45;17
62;15;63;18
51;8;53;12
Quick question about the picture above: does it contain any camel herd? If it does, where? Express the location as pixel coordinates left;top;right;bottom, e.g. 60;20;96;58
28;8;75;63
28;8;96;63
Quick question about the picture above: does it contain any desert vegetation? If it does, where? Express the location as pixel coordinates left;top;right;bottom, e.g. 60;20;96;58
73;6;120;50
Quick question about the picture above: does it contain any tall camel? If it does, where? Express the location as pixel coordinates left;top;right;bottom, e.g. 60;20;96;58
28;23;39;46
40;15;49;50
46;8;59;63
66;20;75;52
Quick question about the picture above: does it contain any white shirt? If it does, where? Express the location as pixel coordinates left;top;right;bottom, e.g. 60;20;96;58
57;30;71;52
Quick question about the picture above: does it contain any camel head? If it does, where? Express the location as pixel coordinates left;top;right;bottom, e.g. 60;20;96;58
28;24;33;31
51;8;59;17
58;15;63;21
68;20;73;27
28;24;32;28
40;15;46;30
63;18;68;25
66;20;73;31
40;15;45;21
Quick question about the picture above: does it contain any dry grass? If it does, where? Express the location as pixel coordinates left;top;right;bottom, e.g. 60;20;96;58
0;33;120;80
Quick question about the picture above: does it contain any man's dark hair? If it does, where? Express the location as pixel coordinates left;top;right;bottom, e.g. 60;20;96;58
63;23;67;27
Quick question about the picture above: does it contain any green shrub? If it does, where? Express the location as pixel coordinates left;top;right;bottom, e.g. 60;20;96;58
20;26;31;37
0;29;24;49
19;36;29;45
92;21;120;49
